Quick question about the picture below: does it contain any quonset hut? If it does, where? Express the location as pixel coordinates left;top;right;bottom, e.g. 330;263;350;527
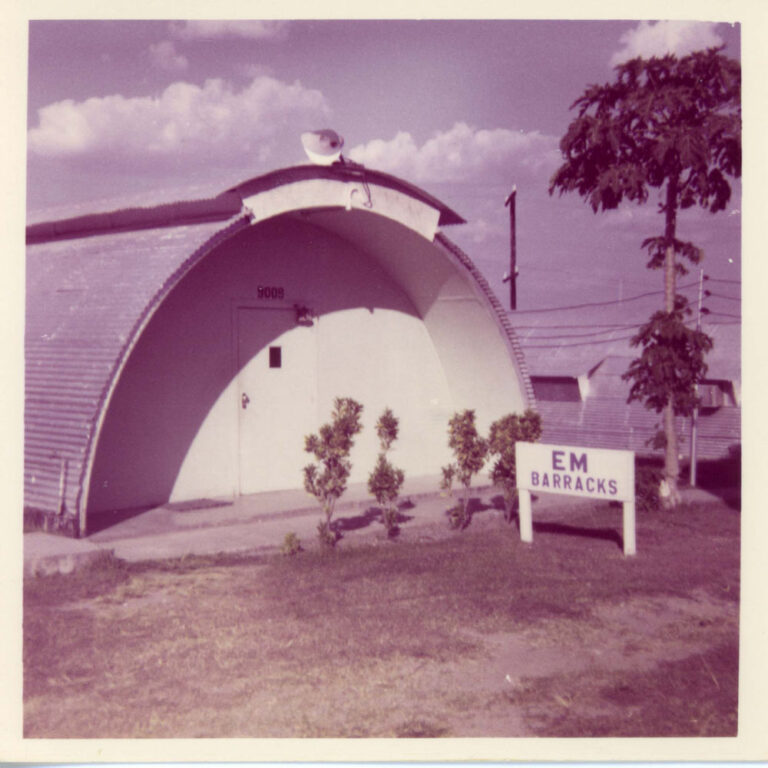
26;163;534;537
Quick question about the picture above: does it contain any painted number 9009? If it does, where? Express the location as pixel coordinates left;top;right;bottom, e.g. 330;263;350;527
257;285;285;300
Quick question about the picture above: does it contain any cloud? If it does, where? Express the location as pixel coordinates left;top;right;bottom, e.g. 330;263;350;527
28;76;329;167
169;20;288;41
149;40;189;72
348;123;559;186
610;21;724;66
460;217;503;245
237;63;275;80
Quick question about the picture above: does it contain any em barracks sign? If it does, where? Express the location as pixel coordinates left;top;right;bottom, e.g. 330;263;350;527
515;442;637;556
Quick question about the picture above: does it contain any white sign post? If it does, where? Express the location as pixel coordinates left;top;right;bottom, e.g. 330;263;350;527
515;442;636;556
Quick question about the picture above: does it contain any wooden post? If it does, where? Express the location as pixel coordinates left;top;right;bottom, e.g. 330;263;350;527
504;187;517;311
58;458;67;516
689;268;705;487
519;488;533;543
623;500;636;556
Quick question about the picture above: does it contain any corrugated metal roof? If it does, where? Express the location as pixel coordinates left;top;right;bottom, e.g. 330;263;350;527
25;216;249;529
527;347;740;459
536;398;740;460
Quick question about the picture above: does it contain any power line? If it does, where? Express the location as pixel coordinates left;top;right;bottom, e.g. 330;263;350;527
514;318;733;331
707;291;741;302
520;262;661;287
707;311;742;319
510;281;698;314
520;317;739;346
705;276;740;285
513;314;739;335
522;333;638;349
513;322;641;330
519;328;640;340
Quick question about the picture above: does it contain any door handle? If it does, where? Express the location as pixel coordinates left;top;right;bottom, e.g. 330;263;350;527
241;392;250;410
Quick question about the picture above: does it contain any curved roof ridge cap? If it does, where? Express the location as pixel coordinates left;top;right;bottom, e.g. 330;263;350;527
434;231;536;409
228;164;465;227
27;164;464;245
27;191;244;245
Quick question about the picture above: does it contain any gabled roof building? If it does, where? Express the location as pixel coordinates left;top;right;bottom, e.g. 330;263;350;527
520;315;741;464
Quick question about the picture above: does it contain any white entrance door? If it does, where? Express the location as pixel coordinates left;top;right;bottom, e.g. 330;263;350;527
237;307;317;494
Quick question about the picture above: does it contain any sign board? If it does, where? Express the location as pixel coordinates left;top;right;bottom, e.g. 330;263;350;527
516;442;634;502
515;442;637;556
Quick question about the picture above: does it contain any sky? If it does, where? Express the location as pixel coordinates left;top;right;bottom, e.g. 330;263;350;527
24;17;743;353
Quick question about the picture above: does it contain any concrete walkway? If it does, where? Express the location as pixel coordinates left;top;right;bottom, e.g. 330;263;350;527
24;477;735;576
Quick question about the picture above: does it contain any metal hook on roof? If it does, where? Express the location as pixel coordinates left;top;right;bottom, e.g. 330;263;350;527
345;182;373;211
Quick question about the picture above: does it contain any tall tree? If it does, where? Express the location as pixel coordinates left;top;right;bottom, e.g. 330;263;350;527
549;46;741;506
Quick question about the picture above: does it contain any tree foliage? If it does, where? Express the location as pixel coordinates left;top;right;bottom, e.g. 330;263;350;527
549;46;740;505
488;409;543;521
550;47;740;273
441;410;488;529
303;397;364;546
367;408;405;537
623;296;714;415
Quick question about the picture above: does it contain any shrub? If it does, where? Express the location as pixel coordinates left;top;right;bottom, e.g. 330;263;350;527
303;397;364;547
488;409;543;521
316;521;340;548
281;532;303;556
441;410;488;530
636;462;663;512
367;408;406;538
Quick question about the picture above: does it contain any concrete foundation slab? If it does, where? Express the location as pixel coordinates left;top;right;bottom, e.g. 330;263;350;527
24;533;116;578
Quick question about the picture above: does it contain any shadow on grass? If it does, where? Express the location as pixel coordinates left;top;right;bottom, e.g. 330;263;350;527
531;520;624;550
490;493;625;551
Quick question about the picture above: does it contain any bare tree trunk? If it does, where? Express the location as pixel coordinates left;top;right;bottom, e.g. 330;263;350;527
662;176;682;507
663;393;681;506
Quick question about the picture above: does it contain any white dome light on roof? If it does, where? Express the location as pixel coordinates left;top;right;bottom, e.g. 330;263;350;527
301;129;344;165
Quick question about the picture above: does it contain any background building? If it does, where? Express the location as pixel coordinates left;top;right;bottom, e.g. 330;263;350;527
517;305;741;465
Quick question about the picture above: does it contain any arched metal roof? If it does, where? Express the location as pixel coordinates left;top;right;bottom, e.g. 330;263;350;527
25;217;250;533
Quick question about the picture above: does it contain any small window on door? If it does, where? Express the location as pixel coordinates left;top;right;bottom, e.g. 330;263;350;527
269;346;282;368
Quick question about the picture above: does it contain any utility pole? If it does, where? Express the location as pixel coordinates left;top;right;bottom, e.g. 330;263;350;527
504;186;517;311
689;268;705;487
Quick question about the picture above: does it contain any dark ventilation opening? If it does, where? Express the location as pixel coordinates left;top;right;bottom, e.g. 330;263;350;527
531;376;581;402
698;379;734;409
269;346;282;368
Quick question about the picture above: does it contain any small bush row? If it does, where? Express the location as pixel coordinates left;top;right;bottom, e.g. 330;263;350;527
441;408;543;529
299;398;678;549
301;400;544;547
302;397;406;548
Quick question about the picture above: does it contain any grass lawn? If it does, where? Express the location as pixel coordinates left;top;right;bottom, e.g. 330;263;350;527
24;497;739;738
